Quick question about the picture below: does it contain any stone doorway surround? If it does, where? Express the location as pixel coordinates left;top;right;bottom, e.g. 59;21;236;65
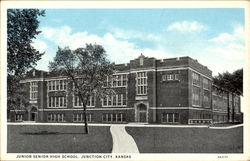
28;106;38;121
134;101;149;123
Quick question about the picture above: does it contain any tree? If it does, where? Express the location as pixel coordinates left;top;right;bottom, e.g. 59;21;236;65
213;69;243;95
7;9;45;117
49;44;115;134
213;68;243;123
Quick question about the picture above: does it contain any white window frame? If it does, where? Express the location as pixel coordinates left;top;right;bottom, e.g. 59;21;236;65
30;81;38;100
136;72;147;95
47;79;67;91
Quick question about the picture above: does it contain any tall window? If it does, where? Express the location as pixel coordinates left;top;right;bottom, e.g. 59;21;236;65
74;95;95;107
102;94;126;107
48;96;67;108
203;78;209;90
192;86;200;106
192;72;200;86
30;81;38;100
137;72;147;95
203;92;210;108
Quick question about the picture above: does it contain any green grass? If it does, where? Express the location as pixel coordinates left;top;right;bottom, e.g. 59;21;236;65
8;125;112;153
126;126;243;153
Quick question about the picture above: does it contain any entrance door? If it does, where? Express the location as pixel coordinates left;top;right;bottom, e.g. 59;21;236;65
139;112;146;122
31;113;36;121
30;106;37;121
137;104;147;122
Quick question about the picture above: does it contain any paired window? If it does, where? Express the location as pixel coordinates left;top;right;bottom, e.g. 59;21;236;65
73;113;92;122
161;113;179;123
102;94;126;107
102;113;126;122
47;113;65;122
30;82;38;100
48;80;67;91
74;95;95;107
136;72;147;95
48;96;66;108
15;114;23;121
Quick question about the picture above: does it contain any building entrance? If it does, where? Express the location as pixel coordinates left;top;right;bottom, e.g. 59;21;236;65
29;106;37;121
137;103;147;122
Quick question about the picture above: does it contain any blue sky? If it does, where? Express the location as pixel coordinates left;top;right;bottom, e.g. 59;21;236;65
32;8;245;75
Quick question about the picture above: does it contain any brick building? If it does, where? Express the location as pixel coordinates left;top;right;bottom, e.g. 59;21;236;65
9;55;242;124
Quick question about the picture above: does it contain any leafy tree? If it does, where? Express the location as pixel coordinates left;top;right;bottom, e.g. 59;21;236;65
213;68;243;122
213;68;243;95
7;9;45;116
49;44;115;134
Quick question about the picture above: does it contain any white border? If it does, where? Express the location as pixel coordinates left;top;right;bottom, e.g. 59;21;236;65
1;1;249;161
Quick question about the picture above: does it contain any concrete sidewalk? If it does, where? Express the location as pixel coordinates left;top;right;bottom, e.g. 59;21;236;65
7;122;243;129
110;125;139;153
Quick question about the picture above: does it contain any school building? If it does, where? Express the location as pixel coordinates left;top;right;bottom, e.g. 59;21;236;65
9;54;243;124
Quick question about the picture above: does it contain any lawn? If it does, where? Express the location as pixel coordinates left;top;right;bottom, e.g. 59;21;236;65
126;126;243;153
7;125;112;153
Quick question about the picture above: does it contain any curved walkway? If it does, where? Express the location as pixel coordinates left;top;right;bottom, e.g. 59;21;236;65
110;125;139;153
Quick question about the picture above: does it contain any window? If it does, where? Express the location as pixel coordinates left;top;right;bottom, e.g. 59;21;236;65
167;74;174;80
192;86;200;106
162;75;166;81
203;92;210;108
122;74;127;86
48;81;52;90
30;81;38;100
73;113;92;122
162;73;179;81
102;113;126;122
162;113;179;123
117;94;122;106
112;74;127;87
137;72;147;95
102;94;126;107
60;80;63;89
47;80;67;91
52;81;55;90
47;113;65;122
48;96;66;108
175;74;179;80
192;72;200;86
203;78;209;90
15;114;23;121
74;95;95;107
123;94;127;106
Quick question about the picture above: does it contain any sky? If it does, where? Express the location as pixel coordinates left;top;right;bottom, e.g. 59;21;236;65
32;9;245;76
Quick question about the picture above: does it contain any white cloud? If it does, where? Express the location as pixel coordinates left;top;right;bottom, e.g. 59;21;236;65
31;39;47;53
167;21;207;33
37;24;244;75
111;27;163;42
207;25;245;62
39;26;171;66
209;25;244;43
